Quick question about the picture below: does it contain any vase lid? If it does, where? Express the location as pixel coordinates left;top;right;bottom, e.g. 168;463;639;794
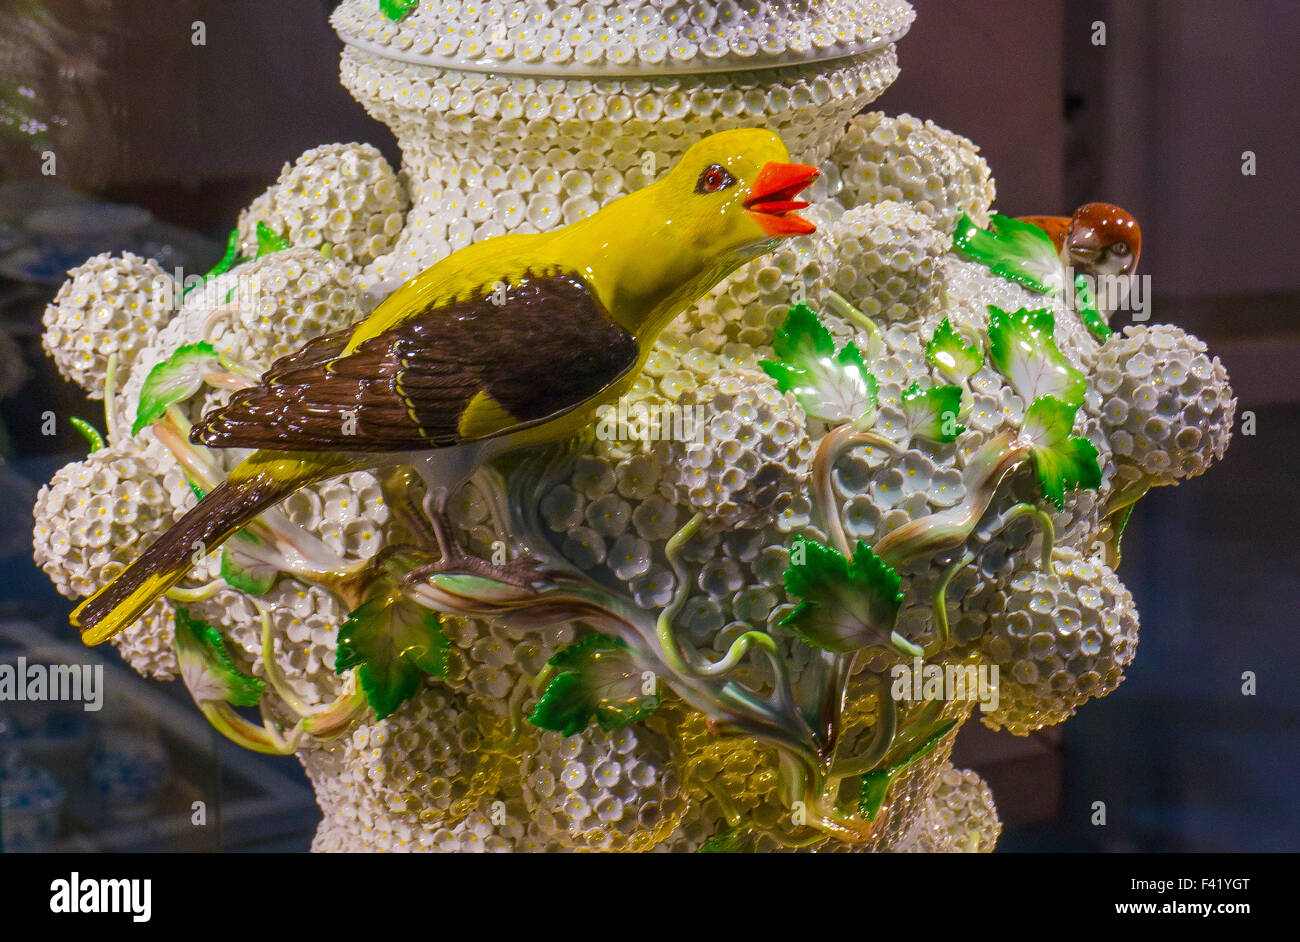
332;0;914;76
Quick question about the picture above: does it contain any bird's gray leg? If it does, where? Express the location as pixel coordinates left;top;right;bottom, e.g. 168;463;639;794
419;484;463;564
402;448;545;590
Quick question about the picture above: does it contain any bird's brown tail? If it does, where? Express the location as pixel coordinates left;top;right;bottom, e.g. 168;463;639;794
71;465;307;645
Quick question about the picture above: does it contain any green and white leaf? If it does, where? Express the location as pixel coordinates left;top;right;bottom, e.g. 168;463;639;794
220;543;278;595
255;220;291;257
1019;395;1103;510
987;305;1086;409
1073;271;1113;341
336;592;450;721
761;304;879;429
379;0;418;22
132;341;221;434
174;606;266;706
899;382;965;443
925;317;983;382
781;536;903;653
953;213;1065;294
527;633;659;737
857;718;958;821
182;228;244;300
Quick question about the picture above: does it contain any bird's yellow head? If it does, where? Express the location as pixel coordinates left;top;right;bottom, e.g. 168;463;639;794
654;127;821;250
560;127;819;337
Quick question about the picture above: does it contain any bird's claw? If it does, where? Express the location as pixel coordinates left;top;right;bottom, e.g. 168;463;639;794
401;551;548;591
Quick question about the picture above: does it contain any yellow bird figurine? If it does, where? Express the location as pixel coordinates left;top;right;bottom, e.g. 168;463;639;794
73;127;820;645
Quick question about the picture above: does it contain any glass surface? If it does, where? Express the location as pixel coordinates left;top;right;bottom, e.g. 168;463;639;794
1;0;1295;853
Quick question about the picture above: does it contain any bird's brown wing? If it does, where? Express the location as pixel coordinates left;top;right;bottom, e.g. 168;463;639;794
1017;215;1070;253
191;270;639;451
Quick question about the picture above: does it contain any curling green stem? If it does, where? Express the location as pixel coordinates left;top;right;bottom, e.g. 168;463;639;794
155;407;224;492
530;661;556;693
165;579;227;602
254;597;313;717
184;228;241;301
69;417;104;452
883;698;944;767
993;501;1056;571
829;682;896;780
826;290;883;363
890;630;925;658
1108;503;1136;568
299;677;368;740
1107;479;1154;515
874;432;1030;567
928;550;975;658
201;370;255;391
812;424;902;557
215;352;263;381
103;352;119;442
201;301;241;339
197;701;300;755
696;630;776;678
657;512;705;677
656;514;801;728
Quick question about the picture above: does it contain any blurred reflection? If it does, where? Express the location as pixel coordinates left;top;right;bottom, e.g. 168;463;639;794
0;0;116;188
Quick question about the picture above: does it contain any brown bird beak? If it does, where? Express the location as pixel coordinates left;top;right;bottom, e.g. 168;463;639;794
1067;225;1102;264
745;162;820;236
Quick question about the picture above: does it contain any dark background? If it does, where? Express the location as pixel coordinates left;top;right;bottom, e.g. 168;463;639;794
0;0;1295;852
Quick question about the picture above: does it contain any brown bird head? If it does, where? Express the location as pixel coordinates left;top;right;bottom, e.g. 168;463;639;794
1066;203;1142;280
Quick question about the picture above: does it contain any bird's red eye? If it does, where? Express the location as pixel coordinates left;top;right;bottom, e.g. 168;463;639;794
696;164;735;193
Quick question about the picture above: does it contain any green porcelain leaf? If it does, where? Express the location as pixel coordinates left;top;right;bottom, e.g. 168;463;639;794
1020;395;1103;510
953;213;1065;294
182;228;244;300
174;607;266;707
527;633;660;736
899;382;965;443
857;718;958;821
987;305;1086;409
1073;272;1114;341
379;0;418;22
857;769;892;822
761;304;879;428
220;544;278;595
255;220;291;257
132;341;222;435
336;593;450;721
781;536;903;653
925;317;983;381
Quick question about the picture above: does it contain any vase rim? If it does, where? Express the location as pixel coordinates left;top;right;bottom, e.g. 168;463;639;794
332;0;913;78
337;28;908;77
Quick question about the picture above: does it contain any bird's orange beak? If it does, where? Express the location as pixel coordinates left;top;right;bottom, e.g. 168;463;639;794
745;162;820;236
